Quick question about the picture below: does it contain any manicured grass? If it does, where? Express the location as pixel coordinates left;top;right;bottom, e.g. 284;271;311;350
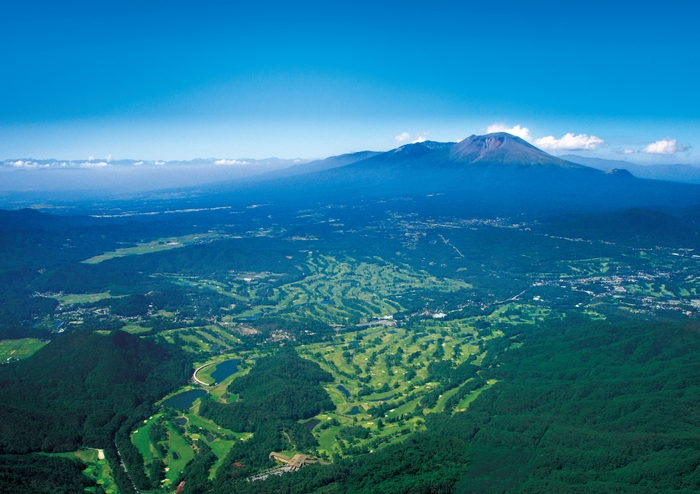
122;324;152;334
131;418;158;464
163;424;194;488
0;338;47;361
208;439;237;479
54;292;112;305
453;380;497;412
81;233;231;264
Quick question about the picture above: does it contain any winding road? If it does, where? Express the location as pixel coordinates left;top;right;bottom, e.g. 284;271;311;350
192;362;216;386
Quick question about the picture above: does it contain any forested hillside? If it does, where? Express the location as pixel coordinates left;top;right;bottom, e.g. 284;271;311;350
0;329;190;454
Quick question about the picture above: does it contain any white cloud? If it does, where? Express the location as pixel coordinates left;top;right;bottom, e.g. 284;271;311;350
413;134;428;143
623;149;634;154
393;132;429;144
80;161;109;168
640;138;689;155
535;133;604;151
214;159;250;165
487;124;532;142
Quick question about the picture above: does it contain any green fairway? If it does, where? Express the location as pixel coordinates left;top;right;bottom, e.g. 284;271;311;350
81;233;231;264
163;424;195;488
53;292;113;305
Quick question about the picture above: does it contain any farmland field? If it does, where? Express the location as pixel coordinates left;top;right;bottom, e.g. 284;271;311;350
0;338;47;361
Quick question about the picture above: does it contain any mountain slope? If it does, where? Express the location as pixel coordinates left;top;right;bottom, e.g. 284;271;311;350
562;154;700;184
450;133;588;168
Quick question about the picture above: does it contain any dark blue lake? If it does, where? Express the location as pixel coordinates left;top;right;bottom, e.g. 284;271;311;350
336;385;350;398
303;418;320;431
210;359;239;383
162;389;207;410
347;406;361;415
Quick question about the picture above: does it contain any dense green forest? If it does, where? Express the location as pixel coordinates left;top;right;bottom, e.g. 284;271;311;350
0;454;96;493
0;329;190;454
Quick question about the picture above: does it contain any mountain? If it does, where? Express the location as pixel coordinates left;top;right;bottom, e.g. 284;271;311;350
561;154;700;184
449;133;586;168
249;150;382;179
186;132;700;218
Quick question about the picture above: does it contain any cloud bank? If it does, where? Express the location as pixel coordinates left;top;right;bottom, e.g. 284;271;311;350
394;132;411;143
214;159;251;165
394;132;429;144
535;133;604;151
641;138;689;155
486;124;532;142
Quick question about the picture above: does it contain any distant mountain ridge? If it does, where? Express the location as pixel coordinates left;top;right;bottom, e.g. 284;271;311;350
561;154;700;184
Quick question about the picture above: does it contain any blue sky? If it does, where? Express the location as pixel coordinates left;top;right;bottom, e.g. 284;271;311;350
1;0;699;164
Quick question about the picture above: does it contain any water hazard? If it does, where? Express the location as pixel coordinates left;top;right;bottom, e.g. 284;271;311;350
336;385;350;398
162;389;207;410
210;359;239;383
303;418;321;431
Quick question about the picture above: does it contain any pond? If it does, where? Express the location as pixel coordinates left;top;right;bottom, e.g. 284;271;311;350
205;433;215;442
210;359;239;383
174;417;187;426
162;389;207;410
370;394;396;402
347;406;361;415
303;418;320;431
336;385;350;398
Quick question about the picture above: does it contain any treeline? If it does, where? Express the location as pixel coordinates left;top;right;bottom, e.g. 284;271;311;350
0;454;95;493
